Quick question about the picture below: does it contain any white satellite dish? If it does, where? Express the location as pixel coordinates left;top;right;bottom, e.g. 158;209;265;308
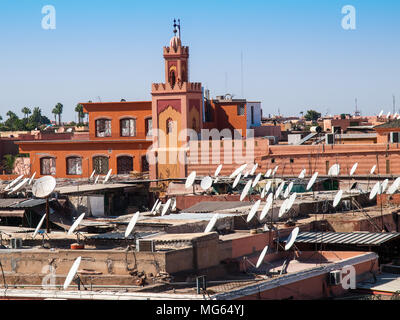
274;181;285;200
272;166;279;176
171;199;177;211
381;179;389;193
370;165;377;175
256;245;269;268
63;256;82;290
298;169;306;179
32;176;56;198
283;181;294;199
4;175;24;191
349;163;358;176
94;175;100;184
204;214;219;233
328;164;340;177
161;199;172;216
125;211;140;238
369;182;381;200
333;190;343;208
250;163;258;175
185;171;196;189
240;179;253;202
247;200;261;223
378;110;384;117
66;128;73;133
285;227;300;251
214;165;223;177
232;173;241;189
260;193;273;220
260;187;266;199
68;213;86;235
103;169;112;184
200;176;213;190
286;192;297;213
306;172;318;191
154;201;162;215
89;170;96;180
265;180;272;194
388;177;400;195
229;164;247;179
387;111;391;118
150;199;159;214
252;173;262;188
28;172;36;185
278;199;289;218
9;178;29;194
243;171;250;178
264;169;272;178
214;177;219;184
394;113;399;119
32;214;47;238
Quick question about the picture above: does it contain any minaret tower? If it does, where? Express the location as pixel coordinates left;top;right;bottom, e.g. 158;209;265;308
150;20;203;180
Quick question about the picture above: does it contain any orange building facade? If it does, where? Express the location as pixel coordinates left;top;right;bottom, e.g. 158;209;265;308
18;101;153;179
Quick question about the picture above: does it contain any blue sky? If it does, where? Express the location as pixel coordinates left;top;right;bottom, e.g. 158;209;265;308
0;0;399;121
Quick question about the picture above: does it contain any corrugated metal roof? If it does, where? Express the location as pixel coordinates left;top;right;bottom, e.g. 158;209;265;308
12;199;47;208
184;201;252;213
280;232;400;246
0;199;27;209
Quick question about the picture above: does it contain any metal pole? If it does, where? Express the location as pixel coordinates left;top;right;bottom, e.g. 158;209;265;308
46;197;50;233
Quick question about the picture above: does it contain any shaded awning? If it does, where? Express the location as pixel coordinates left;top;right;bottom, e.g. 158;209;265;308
0;210;25;218
279;232;400;247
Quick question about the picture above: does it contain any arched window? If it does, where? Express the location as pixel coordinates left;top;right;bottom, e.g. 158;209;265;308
117;156;133;174
96;119;111;137
120;118;136;137
66;157;82;175
167;118;174;134
40;157;56;175
93;156;109;175
169;70;176;88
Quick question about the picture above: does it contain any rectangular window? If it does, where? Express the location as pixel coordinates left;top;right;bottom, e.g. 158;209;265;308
237;104;245;116
96;119;111;137
40;158;56;175
145;118;152;136
93;156;109;174
120;119;136;137
251;106;254;124
67;157;82;175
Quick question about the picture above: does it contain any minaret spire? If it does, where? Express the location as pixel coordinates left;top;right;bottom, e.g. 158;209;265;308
173;18;181;39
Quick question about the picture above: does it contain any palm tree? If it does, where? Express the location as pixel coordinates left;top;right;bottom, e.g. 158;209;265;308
21;107;31;119
75;104;84;124
54;103;63;126
6;110;17;119
52;107;58;124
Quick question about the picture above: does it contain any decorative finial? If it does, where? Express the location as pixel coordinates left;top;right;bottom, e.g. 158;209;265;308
173;19;177;35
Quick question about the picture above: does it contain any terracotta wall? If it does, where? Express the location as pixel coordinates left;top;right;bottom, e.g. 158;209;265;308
202;101;247;137
82;101;152;140
18;140;151;178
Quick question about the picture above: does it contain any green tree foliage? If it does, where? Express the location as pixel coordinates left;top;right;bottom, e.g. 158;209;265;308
0;107;50;131
2;154;16;174
304;110;321;122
